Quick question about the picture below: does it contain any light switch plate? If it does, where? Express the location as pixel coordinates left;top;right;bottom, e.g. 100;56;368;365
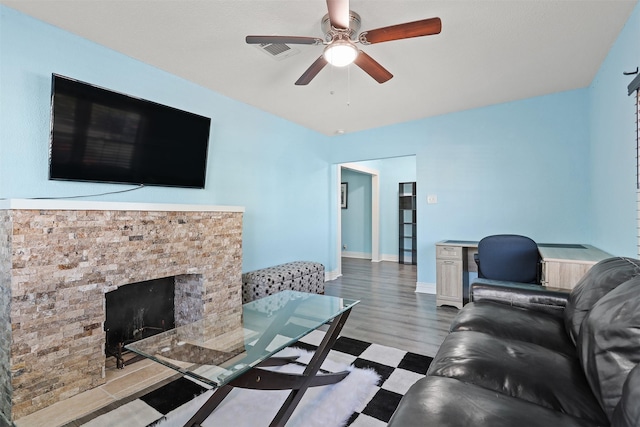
427;195;438;204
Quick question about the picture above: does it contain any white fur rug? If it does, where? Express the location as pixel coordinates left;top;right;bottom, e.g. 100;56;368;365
154;348;380;427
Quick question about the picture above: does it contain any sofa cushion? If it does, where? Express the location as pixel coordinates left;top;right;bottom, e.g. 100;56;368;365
612;363;640;427
450;301;575;356
388;376;601;427
565;257;640;344
427;331;608;425
578;277;640;420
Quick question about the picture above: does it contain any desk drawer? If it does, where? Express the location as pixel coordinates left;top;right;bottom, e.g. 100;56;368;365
436;245;463;260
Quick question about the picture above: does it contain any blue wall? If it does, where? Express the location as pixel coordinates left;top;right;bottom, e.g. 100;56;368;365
341;169;372;256
589;3;640;257
328;89;592;283
2;3;639;285
328;3;639;284
0;6;332;274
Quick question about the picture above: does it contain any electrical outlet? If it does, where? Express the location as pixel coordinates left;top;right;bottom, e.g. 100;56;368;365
427;195;438;204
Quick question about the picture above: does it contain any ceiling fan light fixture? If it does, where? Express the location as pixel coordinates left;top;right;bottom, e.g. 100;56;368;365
323;40;358;67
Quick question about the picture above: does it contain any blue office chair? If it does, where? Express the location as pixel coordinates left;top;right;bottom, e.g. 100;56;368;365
474;234;540;284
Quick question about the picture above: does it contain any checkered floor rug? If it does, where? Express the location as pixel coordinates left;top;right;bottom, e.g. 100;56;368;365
73;331;433;427
297;330;434;427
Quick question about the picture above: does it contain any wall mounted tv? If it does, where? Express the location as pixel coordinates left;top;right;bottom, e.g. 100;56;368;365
49;74;211;188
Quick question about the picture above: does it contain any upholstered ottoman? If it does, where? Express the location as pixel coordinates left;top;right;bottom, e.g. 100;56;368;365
242;261;325;303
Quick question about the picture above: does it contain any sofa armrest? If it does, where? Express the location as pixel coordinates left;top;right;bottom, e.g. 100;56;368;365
470;278;570;316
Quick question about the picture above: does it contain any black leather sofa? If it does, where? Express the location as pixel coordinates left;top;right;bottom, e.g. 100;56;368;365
388;257;640;427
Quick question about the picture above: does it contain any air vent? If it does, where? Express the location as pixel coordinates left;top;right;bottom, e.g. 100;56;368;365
255;43;300;61
263;43;289;56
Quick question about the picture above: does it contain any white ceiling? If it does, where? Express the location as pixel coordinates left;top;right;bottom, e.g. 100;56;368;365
3;0;638;136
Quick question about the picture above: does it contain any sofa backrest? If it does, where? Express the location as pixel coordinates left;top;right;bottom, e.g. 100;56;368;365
564;257;640;344
577;276;640;421
612;363;640;427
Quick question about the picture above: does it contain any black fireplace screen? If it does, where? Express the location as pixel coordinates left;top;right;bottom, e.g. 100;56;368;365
104;277;175;367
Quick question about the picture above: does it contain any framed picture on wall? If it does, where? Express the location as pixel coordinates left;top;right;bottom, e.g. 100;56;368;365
341;182;348;209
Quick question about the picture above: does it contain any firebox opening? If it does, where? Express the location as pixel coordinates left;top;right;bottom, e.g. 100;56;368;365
104;276;176;368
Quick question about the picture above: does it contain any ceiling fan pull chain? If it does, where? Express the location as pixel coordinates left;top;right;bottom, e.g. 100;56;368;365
330;61;335;95
347;65;351;107
329;61;336;95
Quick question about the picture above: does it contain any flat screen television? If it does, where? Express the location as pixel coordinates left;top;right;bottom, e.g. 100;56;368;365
49;74;211;188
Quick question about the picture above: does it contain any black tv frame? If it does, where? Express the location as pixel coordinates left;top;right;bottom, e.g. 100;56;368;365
48;74;211;189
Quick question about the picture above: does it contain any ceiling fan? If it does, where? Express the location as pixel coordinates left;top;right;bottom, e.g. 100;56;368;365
245;0;441;85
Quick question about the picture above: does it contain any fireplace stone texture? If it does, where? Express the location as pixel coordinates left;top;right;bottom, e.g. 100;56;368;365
0;205;243;422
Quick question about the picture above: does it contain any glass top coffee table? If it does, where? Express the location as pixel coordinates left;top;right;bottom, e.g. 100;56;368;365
126;290;359;427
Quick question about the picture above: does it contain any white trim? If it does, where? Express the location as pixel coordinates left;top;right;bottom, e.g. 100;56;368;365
0;199;245;212
336;166;343;278
341;251;371;259
629;91;640;258
371;174;380;262
325;269;342;282
342;254;398;262
416;282;436;294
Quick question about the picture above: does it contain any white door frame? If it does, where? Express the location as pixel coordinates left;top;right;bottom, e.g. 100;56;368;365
336;162;380;278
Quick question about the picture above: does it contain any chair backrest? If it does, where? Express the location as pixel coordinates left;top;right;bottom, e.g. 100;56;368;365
476;234;539;284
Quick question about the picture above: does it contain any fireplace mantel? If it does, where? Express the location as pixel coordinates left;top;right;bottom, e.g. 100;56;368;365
0;198;244;213
0;201;244;423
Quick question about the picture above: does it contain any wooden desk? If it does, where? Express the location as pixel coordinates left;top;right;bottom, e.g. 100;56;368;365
435;241;612;308
538;244;612;290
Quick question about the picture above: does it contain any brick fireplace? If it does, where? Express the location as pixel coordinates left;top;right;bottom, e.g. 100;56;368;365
0;200;244;423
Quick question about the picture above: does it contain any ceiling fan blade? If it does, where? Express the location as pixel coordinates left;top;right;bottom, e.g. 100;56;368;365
360;17;442;44
354;51;393;84
326;0;350;29
246;35;323;45
295;56;329;85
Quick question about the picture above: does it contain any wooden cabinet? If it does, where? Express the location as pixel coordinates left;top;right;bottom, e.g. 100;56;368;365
436;259;462;303
541;261;592;290
399;182;417;265
538;245;612;290
435;243;470;309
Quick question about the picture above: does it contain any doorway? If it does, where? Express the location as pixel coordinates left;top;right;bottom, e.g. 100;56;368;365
336;163;380;279
334;156;417;279
341;168;374;259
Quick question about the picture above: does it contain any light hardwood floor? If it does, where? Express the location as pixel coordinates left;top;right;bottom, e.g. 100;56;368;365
325;257;459;357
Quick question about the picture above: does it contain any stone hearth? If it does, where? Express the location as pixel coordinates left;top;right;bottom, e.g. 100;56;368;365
0;200;244;423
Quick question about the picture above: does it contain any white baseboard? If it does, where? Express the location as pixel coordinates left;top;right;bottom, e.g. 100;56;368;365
325;269;341;282
341;252;400;262
416;282;436;294
341;251;371;259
